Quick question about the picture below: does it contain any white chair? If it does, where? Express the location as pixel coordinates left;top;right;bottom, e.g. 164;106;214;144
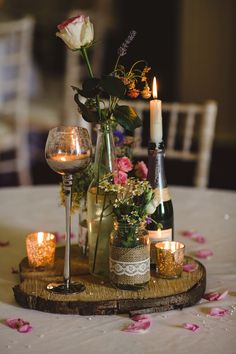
0;16;35;185
118;99;217;188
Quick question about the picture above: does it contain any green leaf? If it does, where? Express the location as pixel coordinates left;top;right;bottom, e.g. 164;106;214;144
74;94;99;123
71;78;100;98
83;78;100;91
113;105;142;132
100;76;126;98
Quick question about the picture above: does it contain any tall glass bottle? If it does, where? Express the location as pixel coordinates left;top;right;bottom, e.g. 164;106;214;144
87;123;116;278
147;141;174;268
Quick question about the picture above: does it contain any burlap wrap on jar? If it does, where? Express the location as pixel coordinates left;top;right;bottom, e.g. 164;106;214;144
109;244;150;287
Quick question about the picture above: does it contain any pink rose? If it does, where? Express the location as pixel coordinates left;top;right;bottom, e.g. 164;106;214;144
134;161;148;180
114;170;128;185
56;15;94;50
116;157;133;173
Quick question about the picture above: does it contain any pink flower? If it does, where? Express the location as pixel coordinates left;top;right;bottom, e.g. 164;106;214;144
183;263;198;272
6;318;33;333
183;323;200;332
116;157;133;173
209;307;229;317
203;290;228;301
194;249;213;259
134;161;148;180
122;314;151;333
114;170;128;185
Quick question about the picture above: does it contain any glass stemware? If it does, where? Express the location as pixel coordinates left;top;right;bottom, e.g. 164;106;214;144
45;126;92;294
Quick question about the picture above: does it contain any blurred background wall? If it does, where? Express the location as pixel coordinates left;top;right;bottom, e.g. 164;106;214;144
0;0;235;189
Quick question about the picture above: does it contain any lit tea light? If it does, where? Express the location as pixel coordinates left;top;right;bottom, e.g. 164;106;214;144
26;232;56;268
155;241;185;279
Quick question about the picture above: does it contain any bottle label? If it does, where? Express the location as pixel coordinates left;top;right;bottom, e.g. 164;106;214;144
148;229;173;265
154;187;171;205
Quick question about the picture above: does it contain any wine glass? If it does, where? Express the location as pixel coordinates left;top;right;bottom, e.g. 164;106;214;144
45;126;92;294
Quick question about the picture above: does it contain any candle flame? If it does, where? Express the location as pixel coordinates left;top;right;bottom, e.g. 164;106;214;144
152;77;158;99
37;232;44;245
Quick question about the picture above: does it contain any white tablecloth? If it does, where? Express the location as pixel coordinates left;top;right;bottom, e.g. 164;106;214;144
0;185;236;354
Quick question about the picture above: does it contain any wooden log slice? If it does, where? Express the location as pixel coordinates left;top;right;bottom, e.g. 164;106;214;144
13;247;206;316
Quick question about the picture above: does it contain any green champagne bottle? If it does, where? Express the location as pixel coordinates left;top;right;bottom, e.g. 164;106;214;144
147;141;174;267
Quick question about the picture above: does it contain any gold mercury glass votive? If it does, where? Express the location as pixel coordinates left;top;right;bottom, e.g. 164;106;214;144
155;241;185;279
26;232;56;268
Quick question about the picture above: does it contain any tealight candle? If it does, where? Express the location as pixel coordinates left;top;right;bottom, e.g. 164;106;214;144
155;241;185;279
26;232;56;268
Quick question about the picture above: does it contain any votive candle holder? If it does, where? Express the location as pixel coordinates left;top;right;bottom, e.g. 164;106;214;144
26;232;56;268
155;241;185;279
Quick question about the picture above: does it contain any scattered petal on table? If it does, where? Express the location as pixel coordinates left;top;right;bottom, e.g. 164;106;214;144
192;234;207;244
194;249;213;259
183;323;200;332
182;230;197;237
122;320;151;333
203;290;228;302
209;307;229;317
5;318;32;333
0;241;10;247
122;314;151;333
18;324;33;333
183;263;198;272
131;314;151;322
182;231;207;243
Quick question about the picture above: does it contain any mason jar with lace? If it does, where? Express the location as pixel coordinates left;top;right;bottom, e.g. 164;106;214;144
109;221;150;290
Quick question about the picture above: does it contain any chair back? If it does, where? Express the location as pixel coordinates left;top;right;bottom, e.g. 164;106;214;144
120;99;217;188
0;16;35;185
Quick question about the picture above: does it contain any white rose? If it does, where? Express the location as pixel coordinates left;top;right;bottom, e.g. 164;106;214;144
56;15;94;50
145;196;159;215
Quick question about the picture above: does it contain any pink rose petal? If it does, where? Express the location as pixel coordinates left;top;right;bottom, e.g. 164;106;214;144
203;290;228;302
182;230;197;237
217;290;229;300
183;323;200;332
192;234;207;244
18;324;33;333
5;318;32;333
122;320;151;333
182;231;207;243
183;263;198;272
131;314;151;322
209;307;229;317
0;241;10;247
122;314;151;333
194;249;213;259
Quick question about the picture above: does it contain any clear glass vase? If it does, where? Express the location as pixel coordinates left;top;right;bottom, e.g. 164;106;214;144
87;123;116;278
109;221;150;290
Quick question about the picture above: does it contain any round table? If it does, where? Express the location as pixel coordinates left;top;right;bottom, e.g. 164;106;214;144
0;185;235;354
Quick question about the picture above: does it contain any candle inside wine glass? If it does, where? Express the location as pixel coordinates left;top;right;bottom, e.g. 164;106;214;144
45;126;92;294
